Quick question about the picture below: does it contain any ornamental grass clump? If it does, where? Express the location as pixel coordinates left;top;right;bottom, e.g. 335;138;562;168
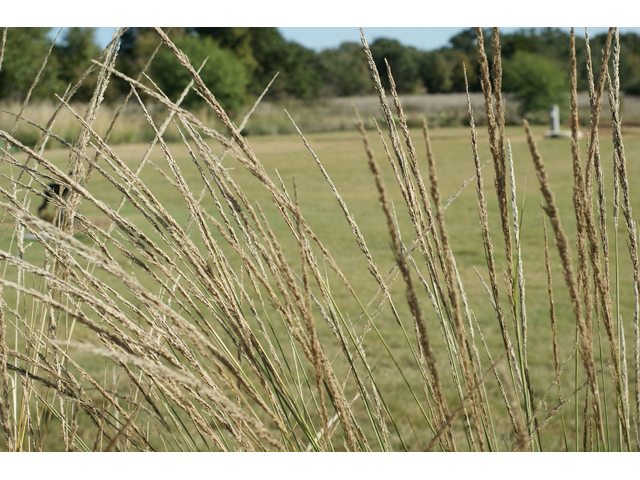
0;26;638;452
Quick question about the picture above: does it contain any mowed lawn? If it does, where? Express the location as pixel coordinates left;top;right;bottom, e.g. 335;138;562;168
2;120;640;451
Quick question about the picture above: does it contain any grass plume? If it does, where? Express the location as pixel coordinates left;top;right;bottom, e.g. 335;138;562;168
0;26;638;452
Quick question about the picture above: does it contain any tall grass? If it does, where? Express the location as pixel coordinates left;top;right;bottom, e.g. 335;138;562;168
0;26;637;451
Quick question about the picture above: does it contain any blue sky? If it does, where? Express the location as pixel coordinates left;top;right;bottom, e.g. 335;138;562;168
90;27;639;53
92;27;471;51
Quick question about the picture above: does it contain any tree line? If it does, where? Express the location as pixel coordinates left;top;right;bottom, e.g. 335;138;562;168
2;27;640;116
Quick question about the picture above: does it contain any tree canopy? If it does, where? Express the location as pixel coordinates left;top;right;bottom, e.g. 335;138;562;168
503;51;569;116
0;27;63;100
3;27;640;117
148;33;248;112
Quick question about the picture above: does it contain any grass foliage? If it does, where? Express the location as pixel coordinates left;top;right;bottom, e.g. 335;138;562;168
0;26;639;452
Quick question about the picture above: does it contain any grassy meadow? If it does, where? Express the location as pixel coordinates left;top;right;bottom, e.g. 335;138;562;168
1;27;640;452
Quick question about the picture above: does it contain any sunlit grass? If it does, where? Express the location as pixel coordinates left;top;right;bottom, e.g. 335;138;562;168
0;27;639;452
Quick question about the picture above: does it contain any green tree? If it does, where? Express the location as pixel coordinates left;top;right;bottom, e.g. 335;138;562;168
193;28;323;100
148;33;248;113
448;27;491;57
614;33;640;95
278;42;323;100
54;27;102;102
437;49;480;92
113;27;164;98
417;50;453;93
235;27;287;95
239;28;323;100
319;42;371;96
501;28;540;57
115;28;170;86
619;51;640;95
503;51;569;116
535;28;573;60
0;27;63;100
189;27;257;73
446;28;490;92
369;38;422;93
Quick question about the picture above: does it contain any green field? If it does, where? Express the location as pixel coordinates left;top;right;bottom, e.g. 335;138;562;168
2;117;640;451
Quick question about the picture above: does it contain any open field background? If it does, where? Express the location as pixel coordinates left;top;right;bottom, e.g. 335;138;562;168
6;91;640;144
1;27;639;452
2;123;639;451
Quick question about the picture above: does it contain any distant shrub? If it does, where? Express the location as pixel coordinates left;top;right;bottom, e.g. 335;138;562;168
503;51;569;116
149;34;249;114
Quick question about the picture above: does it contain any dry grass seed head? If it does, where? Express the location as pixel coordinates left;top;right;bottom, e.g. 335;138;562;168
358;111;451;439
424;121;486;451
524;121;607;446
475;28;513;290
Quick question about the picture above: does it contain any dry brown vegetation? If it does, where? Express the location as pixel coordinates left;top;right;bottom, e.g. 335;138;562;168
0;26;639;452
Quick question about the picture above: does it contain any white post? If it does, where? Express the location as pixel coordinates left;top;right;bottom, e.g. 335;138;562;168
549;104;560;133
